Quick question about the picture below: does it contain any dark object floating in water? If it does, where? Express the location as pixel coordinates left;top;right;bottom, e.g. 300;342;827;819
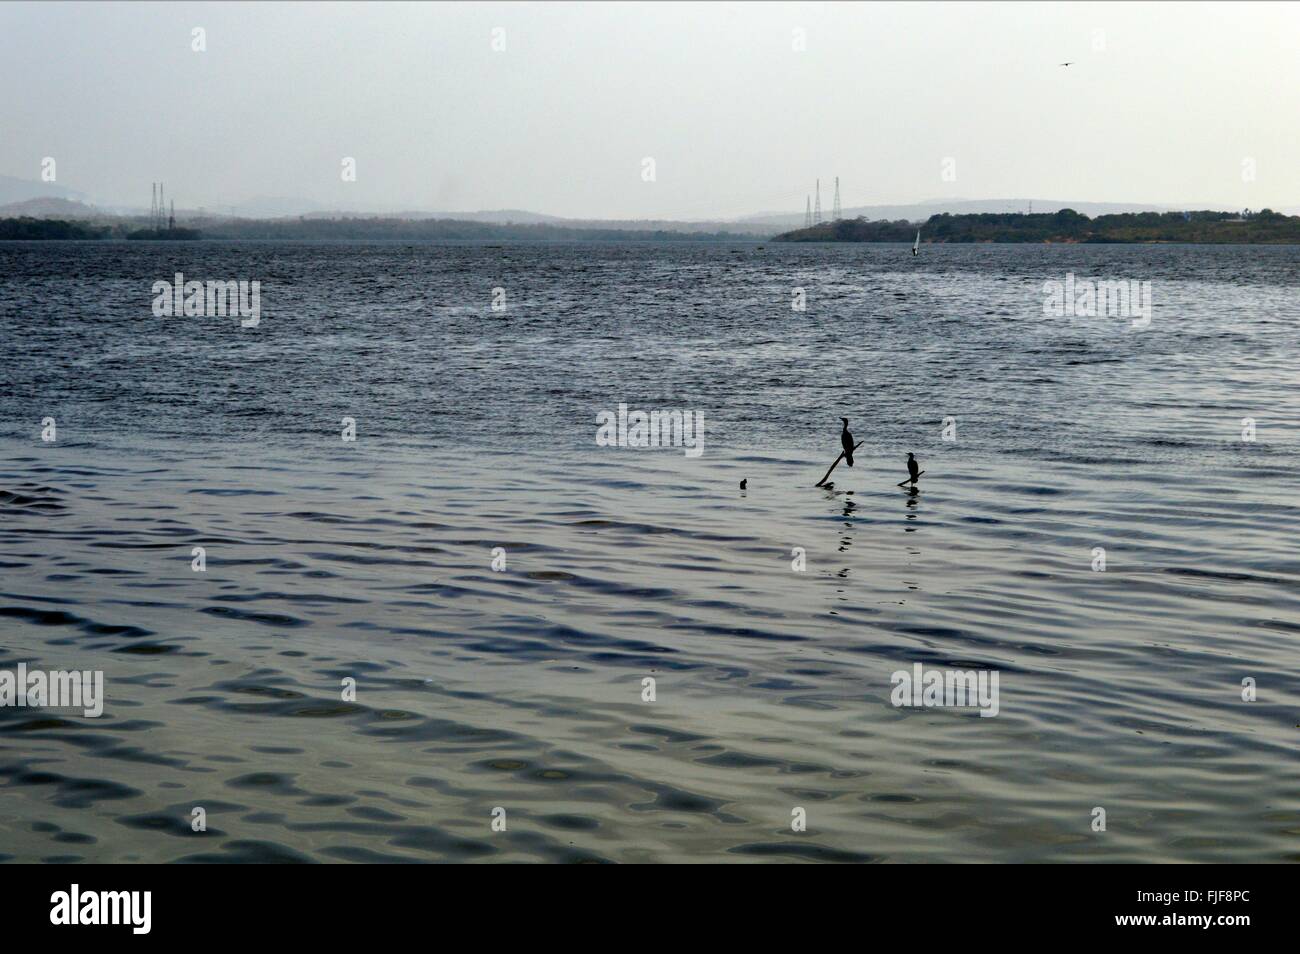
739;479;747;490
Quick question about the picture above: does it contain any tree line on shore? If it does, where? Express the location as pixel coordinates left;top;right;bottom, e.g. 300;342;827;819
774;208;1300;243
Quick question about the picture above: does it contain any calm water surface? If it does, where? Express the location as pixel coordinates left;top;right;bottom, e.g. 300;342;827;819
0;241;1297;862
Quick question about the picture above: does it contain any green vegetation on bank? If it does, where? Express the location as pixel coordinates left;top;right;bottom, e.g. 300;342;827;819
0;218;201;240
0;217;111;240
774;208;1300;243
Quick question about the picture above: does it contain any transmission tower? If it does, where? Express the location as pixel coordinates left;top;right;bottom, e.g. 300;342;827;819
833;177;842;221
814;179;822;225
804;196;812;228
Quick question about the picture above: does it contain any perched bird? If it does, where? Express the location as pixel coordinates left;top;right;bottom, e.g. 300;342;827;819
907;452;920;483
739;478;747;490
840;418;855;467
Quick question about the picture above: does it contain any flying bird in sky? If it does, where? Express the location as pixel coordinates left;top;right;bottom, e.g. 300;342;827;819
1060;62;1073;67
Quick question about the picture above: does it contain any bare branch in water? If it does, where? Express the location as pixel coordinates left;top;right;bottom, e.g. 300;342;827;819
815;441;864;487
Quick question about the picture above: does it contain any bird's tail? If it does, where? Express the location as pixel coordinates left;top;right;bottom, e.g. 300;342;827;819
845;451;854;467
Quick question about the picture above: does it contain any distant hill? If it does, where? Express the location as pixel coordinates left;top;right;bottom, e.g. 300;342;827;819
298;207;565;225
0;196;101;218
0;174;91;206
227;196;330;218
295;209;769;233
197;216;760;242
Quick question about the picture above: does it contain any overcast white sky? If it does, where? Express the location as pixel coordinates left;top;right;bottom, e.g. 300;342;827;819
2;1;1297;217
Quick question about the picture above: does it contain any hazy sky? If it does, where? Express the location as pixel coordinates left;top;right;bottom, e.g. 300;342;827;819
2;1;1298;218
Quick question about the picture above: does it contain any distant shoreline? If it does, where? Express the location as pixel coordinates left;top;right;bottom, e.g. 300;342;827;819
4;208;1300;244
774;208;1300;244
0;215;762;244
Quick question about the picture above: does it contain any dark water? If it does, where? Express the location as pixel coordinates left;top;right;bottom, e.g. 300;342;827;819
1;241;1297;862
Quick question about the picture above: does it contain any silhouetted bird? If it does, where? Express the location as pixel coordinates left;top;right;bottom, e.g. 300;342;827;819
841;418;855;466
907;452;920;483
739;479;747;490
